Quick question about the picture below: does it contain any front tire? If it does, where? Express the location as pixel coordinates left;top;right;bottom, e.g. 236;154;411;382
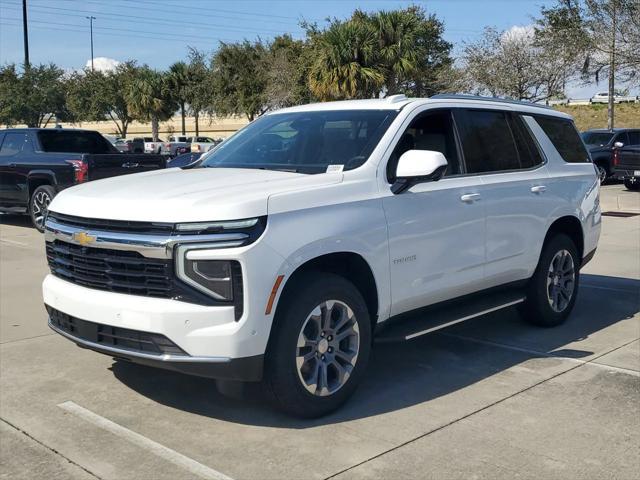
521;234;580;327
29;185;55;233
265;273;372;418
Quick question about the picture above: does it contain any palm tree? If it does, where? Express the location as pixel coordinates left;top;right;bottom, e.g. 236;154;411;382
309;21;384;100
126;67;176;142
168;61;189;135
370;10;420;95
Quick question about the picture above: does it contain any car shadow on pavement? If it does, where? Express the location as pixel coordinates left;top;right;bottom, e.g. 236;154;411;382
110;274;639;428
0;213;32;229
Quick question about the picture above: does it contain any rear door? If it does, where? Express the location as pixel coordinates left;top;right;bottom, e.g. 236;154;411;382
618;130;640;173
453;109;550;288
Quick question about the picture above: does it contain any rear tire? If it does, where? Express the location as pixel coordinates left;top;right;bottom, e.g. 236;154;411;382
264;273;371;418
521;234;579;327
29;185;55;233
623;178;640;191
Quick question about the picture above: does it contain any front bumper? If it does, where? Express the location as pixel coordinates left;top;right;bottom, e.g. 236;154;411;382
47;307;263;380
43;274;270;380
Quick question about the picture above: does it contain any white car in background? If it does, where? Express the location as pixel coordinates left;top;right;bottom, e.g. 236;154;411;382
591;92;638;104
43;95;600;417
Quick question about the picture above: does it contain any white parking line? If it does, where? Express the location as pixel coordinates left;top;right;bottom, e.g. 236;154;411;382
58;401;234;480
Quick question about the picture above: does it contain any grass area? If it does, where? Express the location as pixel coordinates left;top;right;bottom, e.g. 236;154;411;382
554;103;640;131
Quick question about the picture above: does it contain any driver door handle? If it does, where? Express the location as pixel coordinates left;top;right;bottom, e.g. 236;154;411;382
531;185;547;194
460;193;481;203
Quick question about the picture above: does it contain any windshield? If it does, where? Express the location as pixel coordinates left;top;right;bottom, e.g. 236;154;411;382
581;132;613;146
198;109;398;174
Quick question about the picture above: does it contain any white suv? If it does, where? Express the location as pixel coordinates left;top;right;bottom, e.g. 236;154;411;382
42;95;601;417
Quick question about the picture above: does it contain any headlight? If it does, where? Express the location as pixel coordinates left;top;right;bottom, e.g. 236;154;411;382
176;218;259;233
184;259;234;301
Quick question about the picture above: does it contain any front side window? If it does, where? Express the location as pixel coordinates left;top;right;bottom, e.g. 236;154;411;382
455;110;520;173
199;110;398;174
387;110;461;182
0;133;27;156
534;116;590;163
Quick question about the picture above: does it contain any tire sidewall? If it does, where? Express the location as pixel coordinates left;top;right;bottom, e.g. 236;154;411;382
29;185;55;233
266;273;372;417
527;234;580;326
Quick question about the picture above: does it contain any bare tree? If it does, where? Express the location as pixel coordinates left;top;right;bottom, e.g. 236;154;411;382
462;27;568;102
536;0;640;128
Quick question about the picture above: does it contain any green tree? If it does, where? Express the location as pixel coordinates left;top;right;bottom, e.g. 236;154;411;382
126;66;177;141
0;63;68;127
308;20;383;100
211;40;269;121
185;48;213;136
168;61;189;135
265;34;314;108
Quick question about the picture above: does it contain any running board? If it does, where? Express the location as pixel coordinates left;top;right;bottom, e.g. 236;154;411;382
375;290;526;343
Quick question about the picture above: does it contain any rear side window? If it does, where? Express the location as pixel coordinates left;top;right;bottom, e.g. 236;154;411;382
455;110;520;173
534;116;589;163
626;131;640;145
38;131;116;154
0;133;27;156
509;114;544;169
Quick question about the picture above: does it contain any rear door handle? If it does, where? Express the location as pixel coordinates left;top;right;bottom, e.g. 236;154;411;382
531;185;547;194
460;193;481;203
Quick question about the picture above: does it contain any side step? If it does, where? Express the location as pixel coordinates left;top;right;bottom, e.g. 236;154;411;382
375;290;526;343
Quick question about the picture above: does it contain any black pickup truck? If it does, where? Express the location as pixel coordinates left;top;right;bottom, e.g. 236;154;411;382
582;128;640;184
0;128;166;231
611;130;640;191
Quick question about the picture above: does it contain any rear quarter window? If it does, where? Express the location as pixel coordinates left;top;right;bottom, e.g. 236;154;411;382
534;116;590;163
38;131;116;154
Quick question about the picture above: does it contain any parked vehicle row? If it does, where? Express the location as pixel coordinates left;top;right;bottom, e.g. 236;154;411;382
161;136;222;156
42;95;601;417
581;128;640;189
0;128;166;231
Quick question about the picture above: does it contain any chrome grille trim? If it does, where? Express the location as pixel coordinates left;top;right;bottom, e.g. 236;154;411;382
44;219;249;259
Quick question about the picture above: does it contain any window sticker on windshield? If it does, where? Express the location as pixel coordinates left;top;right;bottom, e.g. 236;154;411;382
326;165;344;173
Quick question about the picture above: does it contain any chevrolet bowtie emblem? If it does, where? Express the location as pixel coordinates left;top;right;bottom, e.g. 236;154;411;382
72;231;96;246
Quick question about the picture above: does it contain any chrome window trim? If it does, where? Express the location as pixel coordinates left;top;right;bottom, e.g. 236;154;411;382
44;219;248;259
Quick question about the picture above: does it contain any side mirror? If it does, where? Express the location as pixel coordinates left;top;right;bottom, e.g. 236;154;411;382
614;141;624;149
391;150;448;194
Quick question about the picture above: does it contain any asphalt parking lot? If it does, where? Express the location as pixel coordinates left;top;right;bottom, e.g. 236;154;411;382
1;184;638;480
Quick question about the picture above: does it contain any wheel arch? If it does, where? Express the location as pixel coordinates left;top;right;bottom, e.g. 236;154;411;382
27;170;57;197
544;215;584;262
274;251;380;332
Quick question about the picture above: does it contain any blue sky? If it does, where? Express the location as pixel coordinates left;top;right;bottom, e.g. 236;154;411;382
0;0;624;98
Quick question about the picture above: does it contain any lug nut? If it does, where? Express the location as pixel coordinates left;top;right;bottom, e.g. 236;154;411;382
327;335;333;341
328;347;333;353
321;355;325;361
320;332;325;337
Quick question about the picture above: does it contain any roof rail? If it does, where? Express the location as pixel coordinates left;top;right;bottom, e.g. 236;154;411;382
385;94;408;104
429;94;555;110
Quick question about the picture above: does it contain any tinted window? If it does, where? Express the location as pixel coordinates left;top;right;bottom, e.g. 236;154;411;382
535;116;589;163
455;110;520;173
614;132;630;145
200;110;398;174
387;110;461;182
627;131;640;145
581;132;614;146
0;133;27;156
510;114;544;169
38;131;116;154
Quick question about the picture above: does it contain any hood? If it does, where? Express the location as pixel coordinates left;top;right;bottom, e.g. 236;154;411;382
49;167;343;222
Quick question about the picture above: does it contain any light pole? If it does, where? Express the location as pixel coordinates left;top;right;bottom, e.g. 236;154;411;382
22;0;30;68
86;16;96;71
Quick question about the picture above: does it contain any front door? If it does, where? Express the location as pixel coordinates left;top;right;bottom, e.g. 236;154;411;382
382;109;486;316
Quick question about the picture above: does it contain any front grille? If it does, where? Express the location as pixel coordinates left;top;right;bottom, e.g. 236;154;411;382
46;240;172;298
48;306;187;356
47;211;174;234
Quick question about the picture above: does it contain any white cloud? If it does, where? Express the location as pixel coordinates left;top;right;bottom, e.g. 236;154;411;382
501;25;535;42
85;57;120;72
